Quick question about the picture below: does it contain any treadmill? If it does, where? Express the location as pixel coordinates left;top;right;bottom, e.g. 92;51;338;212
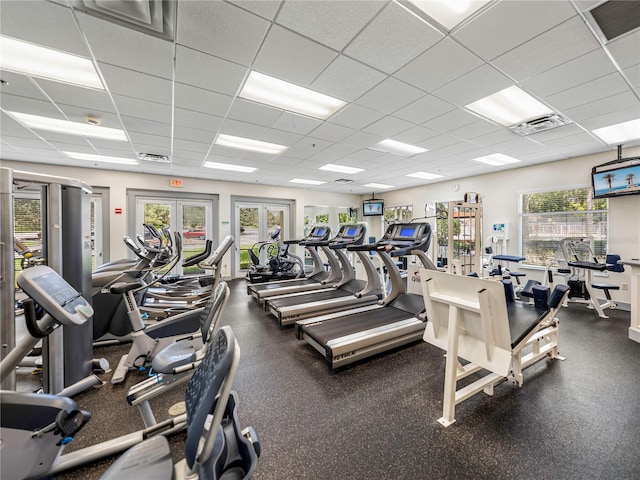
251;227;351;304
265;224;384;326
247;226;333;299
295;222;434;369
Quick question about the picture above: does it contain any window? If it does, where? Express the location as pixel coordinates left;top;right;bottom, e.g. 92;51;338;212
520;187;607;267
384;204;413;222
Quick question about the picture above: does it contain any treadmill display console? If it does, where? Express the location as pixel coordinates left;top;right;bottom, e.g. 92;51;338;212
346;227;358;236
398;226;417;238
315;228;325;236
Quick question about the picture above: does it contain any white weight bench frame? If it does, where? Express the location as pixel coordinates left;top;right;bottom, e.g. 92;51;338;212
420;269;569;427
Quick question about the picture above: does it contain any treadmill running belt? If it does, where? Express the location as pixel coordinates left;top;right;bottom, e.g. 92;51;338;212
250;277;321;293
268;290;353;309
303;307;418;346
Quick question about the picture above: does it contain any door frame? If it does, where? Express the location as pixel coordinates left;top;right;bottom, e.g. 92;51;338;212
231;195;295;278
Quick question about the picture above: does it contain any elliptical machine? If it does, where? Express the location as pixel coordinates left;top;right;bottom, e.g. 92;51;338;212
246;227;305;284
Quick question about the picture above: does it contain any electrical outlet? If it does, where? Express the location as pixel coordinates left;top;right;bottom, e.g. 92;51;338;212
621;283;629;290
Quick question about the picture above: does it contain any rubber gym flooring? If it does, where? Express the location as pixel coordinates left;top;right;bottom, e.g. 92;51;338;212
18;278;639;479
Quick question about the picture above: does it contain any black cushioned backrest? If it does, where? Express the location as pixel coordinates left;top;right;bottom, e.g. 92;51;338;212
532;285;550;310
502;279;515;303
184;328;235;470
547;284;570;309
606;254;624;272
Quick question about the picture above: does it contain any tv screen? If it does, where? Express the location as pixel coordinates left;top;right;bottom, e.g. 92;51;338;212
592;158;640;199
363;200;384;216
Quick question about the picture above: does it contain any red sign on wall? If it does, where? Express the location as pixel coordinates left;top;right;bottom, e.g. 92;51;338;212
114;208;122;214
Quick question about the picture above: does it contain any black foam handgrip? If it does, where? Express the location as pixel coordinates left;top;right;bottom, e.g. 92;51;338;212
23;298;49;339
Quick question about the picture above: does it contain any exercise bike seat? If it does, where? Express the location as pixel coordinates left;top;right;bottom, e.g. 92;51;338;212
101;435;174;480
151;339;198;373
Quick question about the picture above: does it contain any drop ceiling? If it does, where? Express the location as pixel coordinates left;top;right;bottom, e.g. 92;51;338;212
0;0;639;194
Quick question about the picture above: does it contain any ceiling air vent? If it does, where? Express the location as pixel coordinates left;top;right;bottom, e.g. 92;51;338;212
70;0;176;41
334;178;354;184
589;0;640;41
138;153;171;164
509;113;572;136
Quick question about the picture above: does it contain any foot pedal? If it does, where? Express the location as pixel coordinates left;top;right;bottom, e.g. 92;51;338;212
111;354;130;384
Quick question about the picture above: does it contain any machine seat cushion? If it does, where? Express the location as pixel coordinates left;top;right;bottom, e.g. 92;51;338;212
605;254;624;273
591;283;620;291
100;435;174;480
151;339;198;374
568;261;607;271
509;271;526;277
519;280;541;298
493;255;526;262
507;303;549;349
557;268;571;274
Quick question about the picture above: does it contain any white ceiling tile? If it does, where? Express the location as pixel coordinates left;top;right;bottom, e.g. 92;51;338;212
129;132;171;149
271;112;323;135
121;116;171;137
133;143;171;156
174;84;233;117
56;105;121;129
393;94;457;124
433;64;513;106
309;123;356;142
547;72;630;111
0;1;89;56
227;98;282;127
76;12;173;79
344;2;443;74
177;0;269;66
362;116;414;137
327;104;384;130
310;55;386;102
493;16;601;81
258;129;302;146
1;93;61;118
99;63;172;105
0;71;48;99
421;134;463;150
521;49;617;98
346;148;387;161
447;119;503;141
91;139;136;153
564;91;640;125
470;130;528;148
112;94;172;123
175;46;248;96
575;104;640;131
173;138;211;154
228;1;282;20
356;77;424;114
173;125;215;145
219;119;266;139
1;134;49;148
342;131;385;149
423;108;479;133
207;145;244;159
393;125;440;144
171;149;206;162
36;131;95;146
623;64;640;89
34;78;114;113
276;0;383;51
454;0;575;60
607;30;640;70
253;25;338;86
174;108;224;132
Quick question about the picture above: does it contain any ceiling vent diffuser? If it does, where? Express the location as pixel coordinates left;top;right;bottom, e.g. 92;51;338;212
70;0;176;41
138;153;171;164
333;178;354;184
509;113;572;136
589;0;640;42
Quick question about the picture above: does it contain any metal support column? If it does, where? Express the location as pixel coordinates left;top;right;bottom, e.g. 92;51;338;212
0;168;15;389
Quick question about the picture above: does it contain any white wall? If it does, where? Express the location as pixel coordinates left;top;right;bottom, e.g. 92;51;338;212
366;147;640;305
2;160;361;275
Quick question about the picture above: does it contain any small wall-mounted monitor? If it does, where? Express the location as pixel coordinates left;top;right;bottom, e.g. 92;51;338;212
363;199;384;216
592;157;640;199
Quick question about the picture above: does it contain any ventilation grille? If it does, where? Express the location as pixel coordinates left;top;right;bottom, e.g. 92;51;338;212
333;178;354;184
70;0;176;41
139;153;171;164
589;0;640;41
509;113;572;136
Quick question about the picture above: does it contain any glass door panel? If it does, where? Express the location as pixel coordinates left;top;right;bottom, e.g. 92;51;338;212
181;203;209;275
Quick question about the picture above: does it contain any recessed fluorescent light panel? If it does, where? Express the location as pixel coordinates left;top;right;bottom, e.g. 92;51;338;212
289;178;326;185
64;151;138;165
203;161;257;173
364;183;394;189
404;0;492;30
466;86;553;127
319;164;364;174
472;153;521;166
215;133;287;155
7;111;128;141
239;71;346;120
406;171;444;180
0;35;104;89
591;119;640;144
371;139;428;157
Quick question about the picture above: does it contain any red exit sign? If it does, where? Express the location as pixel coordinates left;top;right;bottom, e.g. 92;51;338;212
170;178;183;188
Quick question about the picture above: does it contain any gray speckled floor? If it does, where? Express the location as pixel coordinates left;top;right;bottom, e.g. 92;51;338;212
18;279;639;479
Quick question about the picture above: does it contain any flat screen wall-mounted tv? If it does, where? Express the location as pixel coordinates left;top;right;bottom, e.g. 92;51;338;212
592;156;640;199
363;199;384;216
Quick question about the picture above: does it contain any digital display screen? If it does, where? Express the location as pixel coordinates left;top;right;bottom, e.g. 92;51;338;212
592;161;640;199
363;200;383;216
399;227;416;237
315;228;325;236
32;271;78;307
346;227;357;236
